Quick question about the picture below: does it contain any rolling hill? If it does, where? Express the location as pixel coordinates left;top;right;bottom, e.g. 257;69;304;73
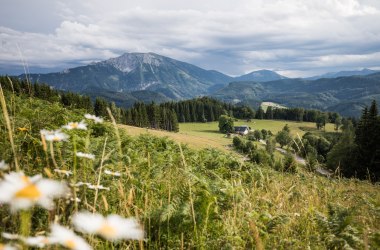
234;69;287;82
212;73;380;117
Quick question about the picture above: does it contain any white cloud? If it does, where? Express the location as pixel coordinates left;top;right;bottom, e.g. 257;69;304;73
0;0;380;76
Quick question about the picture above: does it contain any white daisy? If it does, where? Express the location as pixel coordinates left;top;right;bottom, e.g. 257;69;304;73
23;236;50;248
2;232;50;248
62;121;87;130
76;152;95;160
1;232;20;240
84;114;103;124
0;243;17;250
49;224;92;250
70;182;91;187
104;170;121;177
72;212;144;241
41;129;69;142
70;197;81;203
0;172;69;211
0;160;9;170
54;169;72;177
87;184;110;191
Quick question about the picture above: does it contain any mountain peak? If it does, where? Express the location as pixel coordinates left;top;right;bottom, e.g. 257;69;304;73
105;52;163;73
234;69;287;82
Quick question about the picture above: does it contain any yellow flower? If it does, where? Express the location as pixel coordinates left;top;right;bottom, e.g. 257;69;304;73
72;212;144;241
0;172;69;211
17;127;28;132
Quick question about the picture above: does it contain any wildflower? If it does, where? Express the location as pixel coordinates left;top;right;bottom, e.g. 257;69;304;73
62;121;87;130
72;212;144;241
84;114;103;124
23;236;50;248
87;184;110;191
1;232;19;240
49;224;92;250
70;197;81;203
0;172;69;211
54;169;72;177
41;129;69;142
76;152;95;160
0;160;9;170
0;243;17;250
104;170;121;177
17;127;28;132
71;182;91;187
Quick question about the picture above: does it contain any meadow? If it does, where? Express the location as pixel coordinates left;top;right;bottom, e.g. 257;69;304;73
122;119;335;152
0;90;379;249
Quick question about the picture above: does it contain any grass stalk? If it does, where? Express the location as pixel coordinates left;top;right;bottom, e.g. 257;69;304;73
93;137;108;213
0;82;19;171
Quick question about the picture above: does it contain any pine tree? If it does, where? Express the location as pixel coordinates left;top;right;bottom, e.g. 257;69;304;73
94;98;109;118
355;101;380;180
256;106;264;119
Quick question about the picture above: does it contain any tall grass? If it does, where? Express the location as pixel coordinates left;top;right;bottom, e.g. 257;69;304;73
0;89;379;249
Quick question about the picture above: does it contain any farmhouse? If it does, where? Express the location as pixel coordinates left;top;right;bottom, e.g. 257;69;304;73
234;125;250;135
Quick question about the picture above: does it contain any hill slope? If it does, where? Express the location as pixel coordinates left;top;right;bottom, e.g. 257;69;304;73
212;73;380;117
307;68;379;80
234;69;287;82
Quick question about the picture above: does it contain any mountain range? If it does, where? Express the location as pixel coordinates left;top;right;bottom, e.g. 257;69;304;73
307;68;379;80
19;52;380;117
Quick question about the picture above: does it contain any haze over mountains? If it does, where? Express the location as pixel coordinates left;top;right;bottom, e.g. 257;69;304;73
20;52;380;117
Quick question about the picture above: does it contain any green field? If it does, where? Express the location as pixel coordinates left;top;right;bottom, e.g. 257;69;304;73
121;119;335;154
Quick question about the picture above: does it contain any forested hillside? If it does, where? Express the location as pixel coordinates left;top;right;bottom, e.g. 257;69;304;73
213;73;380;117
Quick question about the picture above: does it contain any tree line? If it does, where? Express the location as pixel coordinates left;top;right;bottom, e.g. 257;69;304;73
256;106;341;125
0;76;344;134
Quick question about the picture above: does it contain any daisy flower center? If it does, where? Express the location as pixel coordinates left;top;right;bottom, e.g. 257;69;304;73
15;183;41;199
65;239;77;249
99;223;117;238
70;123;79;128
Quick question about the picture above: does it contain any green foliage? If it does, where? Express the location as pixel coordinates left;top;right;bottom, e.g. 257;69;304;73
1;85;380;249
275;130;292;148
354;100;380;181
315;204;363;249
265;138;276;155
253;130;263;141
218;115;234;133
316;113;328;130
249;149;273;166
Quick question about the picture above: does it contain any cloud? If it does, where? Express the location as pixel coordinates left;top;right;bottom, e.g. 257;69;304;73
0;0;380;76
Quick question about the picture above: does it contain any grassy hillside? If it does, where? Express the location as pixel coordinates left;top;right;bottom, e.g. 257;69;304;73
0;89;379;249
121;120;334;153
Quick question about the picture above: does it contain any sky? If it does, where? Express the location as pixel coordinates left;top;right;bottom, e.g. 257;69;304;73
1;0;380;77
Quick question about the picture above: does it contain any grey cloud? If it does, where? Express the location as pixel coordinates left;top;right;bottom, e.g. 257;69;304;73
0;0;380;77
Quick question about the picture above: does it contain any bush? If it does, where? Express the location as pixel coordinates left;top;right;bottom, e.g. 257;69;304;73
219;115;234;133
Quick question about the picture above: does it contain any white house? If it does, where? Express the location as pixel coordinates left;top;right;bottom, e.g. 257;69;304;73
234;125;250;135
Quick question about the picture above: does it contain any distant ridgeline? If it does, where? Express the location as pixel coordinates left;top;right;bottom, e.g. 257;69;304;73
1;76;341;132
